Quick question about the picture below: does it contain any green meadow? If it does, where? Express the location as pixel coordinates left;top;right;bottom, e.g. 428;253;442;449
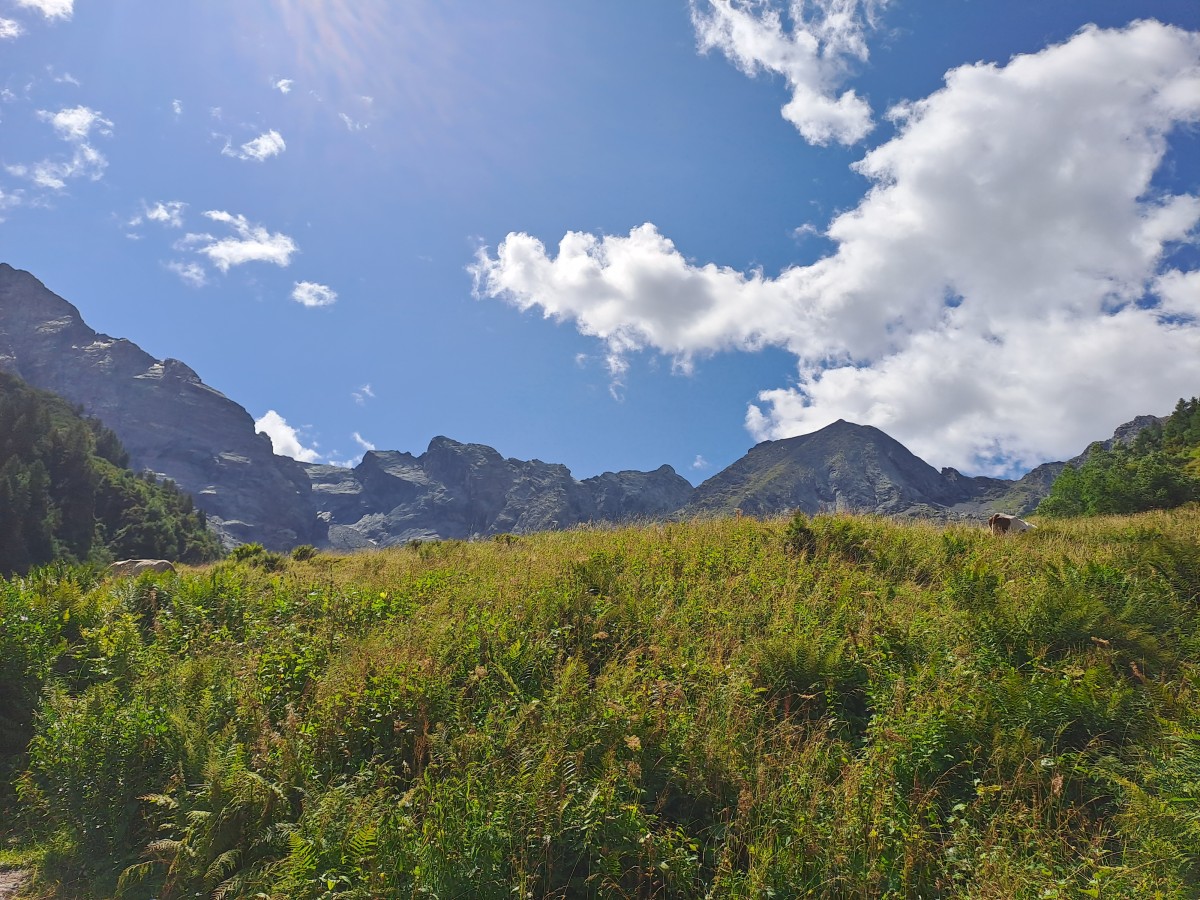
3;509;1199;898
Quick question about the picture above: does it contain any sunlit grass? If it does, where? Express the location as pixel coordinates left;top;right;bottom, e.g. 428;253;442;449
3;506;1200;897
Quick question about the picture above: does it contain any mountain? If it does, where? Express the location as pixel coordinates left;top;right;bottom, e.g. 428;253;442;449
0;263;1174;550
304;437;695;548
685;419;1001;519
683;416;1168;523
0;264;321;550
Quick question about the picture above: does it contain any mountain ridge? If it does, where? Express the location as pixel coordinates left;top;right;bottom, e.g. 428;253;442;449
0;262;1169;548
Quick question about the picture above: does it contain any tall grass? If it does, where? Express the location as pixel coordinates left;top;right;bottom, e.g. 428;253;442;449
2;507;1199;897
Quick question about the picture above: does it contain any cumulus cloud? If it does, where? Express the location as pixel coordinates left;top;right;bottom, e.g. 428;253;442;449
181;211;297;272
222;129;286;162
352;383;375;405
255;410;320;463
352;432;376;452
473;21;1200;475
274;78;294;94
690;0;885;145
165;260;207;288
172;99;183;118
291;281;337;307
0;18;23;39
14;0;72;20
692;455;710;471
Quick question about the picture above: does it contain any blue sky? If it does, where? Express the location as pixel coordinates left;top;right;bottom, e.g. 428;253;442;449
2;1;1198;481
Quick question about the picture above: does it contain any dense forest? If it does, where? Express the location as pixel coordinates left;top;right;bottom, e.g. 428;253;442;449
0;372;223;575
1038;396;1200;518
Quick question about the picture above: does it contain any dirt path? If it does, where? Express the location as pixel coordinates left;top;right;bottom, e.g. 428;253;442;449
0;869;30;899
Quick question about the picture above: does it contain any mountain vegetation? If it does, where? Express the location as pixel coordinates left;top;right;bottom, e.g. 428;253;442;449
1038;397;1200;518
0;372;223;575
3;507;1199;897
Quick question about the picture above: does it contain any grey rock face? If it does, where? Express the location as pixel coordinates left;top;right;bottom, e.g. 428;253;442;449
0;263;321;550
304;439;695;548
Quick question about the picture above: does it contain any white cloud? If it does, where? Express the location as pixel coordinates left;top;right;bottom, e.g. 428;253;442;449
255;410;321;463
37;105;111;141
692;455;710;471
291;281;337;307
1155;269;1200;321
352;383;375;405
274;78;294;94
14;0;72;20
339;112;368;132
136;200;186;228
0;186;22;220
0;18;23;39
182;211;297;272
689;0;885;145
172;99;183;118
165;260;207;288
223;129;286;162
352;432;376;452
14;106;113;189
473;21;1200;476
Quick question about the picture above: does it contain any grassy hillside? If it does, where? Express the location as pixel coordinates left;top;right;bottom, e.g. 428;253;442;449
3;509;1200;898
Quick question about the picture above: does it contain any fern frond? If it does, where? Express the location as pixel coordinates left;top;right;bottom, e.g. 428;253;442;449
205;847;242;884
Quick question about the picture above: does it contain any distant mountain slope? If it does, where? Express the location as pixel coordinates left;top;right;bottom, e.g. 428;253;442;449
686;419;996;518
685;416;1171;522
0;371;222;574
0;264;320;550
304;437;695;548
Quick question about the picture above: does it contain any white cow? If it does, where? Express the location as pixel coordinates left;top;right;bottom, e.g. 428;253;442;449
108;559;176;578
988;514;1035;535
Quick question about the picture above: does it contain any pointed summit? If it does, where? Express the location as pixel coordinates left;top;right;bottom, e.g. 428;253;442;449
688;418;974;517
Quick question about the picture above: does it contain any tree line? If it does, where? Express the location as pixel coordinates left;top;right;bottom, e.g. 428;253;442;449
1038;397;1200;517
0;371;223;575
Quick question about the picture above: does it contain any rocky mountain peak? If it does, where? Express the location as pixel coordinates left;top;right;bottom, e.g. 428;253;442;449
0;264;321;549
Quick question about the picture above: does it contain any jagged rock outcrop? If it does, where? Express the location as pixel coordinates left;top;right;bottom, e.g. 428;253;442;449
0;263;321;549
303;437;695;548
